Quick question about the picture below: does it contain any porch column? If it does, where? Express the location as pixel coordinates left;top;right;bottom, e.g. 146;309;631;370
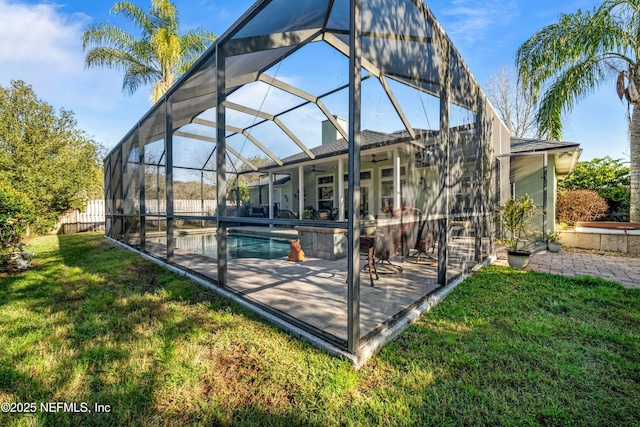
338;157;345;221
216;49;227;285
393;147;401;210
543;152;548;244
347;0;362;353
298;164;304;219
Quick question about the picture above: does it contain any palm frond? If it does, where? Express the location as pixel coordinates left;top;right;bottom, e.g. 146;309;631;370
111;0;154;36
83;0;218;102
517;9;597;98
537;57;606;140
517;2;640;139
84;47;132;69
151;0;179;34
176;29;217;74
82;23;134;51
123;63;160;97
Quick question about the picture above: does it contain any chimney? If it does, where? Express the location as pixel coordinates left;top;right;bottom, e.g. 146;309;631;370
321;116;347;145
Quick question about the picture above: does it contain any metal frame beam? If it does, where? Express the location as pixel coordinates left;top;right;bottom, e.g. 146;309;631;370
165;99;175;263
173;131;259;171
378;75;416;139
224;101;315;159
192;117;283;166
347;0;362;354
437;39;450;286
223;29;322;56
216;52;228;285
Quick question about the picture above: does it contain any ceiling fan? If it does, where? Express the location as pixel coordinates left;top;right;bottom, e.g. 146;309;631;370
310;164;326;173
371;154;387;164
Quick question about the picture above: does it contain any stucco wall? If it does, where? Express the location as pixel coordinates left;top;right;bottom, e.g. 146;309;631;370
512;154;557;235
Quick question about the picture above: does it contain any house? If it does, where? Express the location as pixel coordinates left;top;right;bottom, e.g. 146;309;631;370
508;138;582;234
246;126;581;231
104;0;515;365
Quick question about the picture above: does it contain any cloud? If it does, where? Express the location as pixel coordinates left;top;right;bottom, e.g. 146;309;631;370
0;1;89;75
0;0;149;148
437;0;519;43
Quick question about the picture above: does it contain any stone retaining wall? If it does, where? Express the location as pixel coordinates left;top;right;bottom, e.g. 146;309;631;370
558;230;640;254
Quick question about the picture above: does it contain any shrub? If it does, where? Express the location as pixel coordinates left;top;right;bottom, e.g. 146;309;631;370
556;189;608;225
0;182;35;271
498;194;536;251
559;157;630;216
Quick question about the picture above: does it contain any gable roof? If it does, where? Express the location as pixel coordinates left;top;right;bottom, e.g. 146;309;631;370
275;130;392;166
509;137;582;177
510;137;580;154
258;134;583;174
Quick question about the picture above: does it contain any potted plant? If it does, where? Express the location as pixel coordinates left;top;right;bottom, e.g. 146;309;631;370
547;230;562;252
498;194;536;269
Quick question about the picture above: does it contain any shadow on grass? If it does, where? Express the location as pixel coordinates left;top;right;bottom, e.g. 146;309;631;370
1;233;311;426
3;236;639;426
373;265;640;425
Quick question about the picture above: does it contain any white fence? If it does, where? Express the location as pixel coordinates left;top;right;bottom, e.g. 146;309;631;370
57;199;219;234
57;200;106;234
144;199;217;215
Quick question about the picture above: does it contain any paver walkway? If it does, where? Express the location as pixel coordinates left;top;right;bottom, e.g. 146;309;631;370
494;250;640;289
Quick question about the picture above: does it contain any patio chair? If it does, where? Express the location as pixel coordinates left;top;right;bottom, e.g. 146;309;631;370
373;222;404;274
276;209;298;219
397;207;421;258
315;209;331;220
360;235;379;286
408;217;437;264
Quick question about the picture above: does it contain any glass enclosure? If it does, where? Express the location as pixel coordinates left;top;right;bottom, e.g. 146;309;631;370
104;0;510;357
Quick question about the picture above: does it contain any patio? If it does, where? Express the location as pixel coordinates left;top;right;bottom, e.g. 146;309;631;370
137;225;487;347
494;249;640;289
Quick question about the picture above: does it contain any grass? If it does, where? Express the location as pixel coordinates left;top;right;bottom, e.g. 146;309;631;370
0;233;639;426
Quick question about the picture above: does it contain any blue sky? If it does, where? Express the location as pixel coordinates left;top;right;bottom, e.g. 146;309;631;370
0;0;629;161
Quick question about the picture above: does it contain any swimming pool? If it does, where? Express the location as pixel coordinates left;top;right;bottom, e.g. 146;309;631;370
147;233;291;260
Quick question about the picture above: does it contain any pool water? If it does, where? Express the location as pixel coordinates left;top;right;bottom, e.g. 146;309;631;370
148;233;291;260
227;234;291;259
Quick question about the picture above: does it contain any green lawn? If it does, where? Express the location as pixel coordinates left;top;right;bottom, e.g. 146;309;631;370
1;233;639;426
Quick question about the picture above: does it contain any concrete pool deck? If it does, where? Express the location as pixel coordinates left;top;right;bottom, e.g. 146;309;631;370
139;230;485;345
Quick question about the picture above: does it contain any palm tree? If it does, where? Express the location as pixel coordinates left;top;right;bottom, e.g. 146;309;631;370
82;0;216;103
516;0;640;223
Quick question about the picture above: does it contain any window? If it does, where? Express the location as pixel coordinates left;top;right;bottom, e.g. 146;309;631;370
317;175;334;210
380;166;406;214
343;170;372;181
343;169;373;217
452;169;473;214
273;188;282;204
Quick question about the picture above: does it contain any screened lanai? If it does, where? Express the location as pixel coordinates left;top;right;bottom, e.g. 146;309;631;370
104;0;511;362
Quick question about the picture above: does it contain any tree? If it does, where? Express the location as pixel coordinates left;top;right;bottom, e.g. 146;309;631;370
0;80;104;232
516;1;640;222
82;0;217;103
559;156;630;215
0;180;35;271
485;66;538;138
